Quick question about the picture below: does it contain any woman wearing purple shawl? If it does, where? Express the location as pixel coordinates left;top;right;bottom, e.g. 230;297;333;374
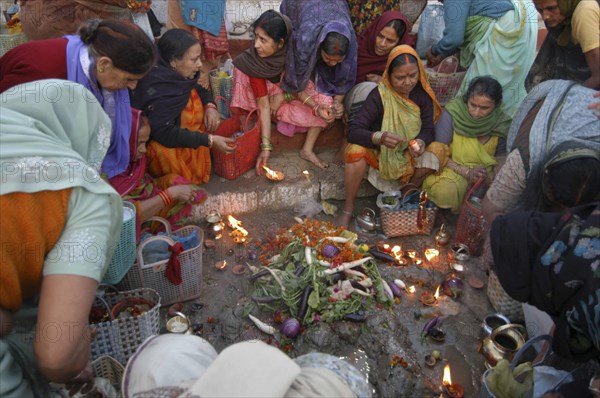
0;19;156;178
276;0;357;169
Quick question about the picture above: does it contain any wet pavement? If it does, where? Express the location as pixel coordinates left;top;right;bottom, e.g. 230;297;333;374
156;148;496;397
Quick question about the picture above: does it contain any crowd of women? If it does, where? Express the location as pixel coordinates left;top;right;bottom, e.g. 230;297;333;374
0;0;599;396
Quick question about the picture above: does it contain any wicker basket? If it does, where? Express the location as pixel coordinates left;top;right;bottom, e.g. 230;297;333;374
90;287;161;365
209;69;233;119
378;189;438;237
102;201;137;285
92;355;124;394
118;217;203;306
425;56;466;106
0;27;27;57
487;270;524;322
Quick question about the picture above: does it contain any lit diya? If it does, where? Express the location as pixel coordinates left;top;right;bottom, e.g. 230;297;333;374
421;285;440;306
442;364;464;398
214;260;227;270
263;165;284;181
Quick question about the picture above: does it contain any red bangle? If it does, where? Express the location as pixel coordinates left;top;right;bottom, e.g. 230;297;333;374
312;104;319;116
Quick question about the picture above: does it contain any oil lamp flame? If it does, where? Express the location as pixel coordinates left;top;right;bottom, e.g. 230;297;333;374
263;166;284;181
407;250;417;259
434;285;440;300
302;170;311;182
424;248;440;262
443;364;452;386
408;285;416;294
391;245;402;256
227;215;249;244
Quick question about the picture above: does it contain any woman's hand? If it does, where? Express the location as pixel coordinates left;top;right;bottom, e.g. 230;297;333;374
589;91;600;119
203;107;221;132
65;362;95;397
365;73;382;83
331;102;344;119
255;150;270;175
270;93;285;119
211;135;236;154
381;131;403;149
408;139;426;158
316;104;335;124
168;185;197;204
426;48;444;68
469;166;488;183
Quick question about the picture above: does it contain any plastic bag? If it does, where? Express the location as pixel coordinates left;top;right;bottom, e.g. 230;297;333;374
415;3;446;59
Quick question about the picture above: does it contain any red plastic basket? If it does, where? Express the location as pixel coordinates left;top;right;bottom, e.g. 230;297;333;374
211;102;261;180
453;178;489;256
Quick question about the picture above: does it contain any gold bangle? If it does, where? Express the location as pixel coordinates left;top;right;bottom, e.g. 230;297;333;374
260;143;273;151
302;95;313;106
207;134;213;149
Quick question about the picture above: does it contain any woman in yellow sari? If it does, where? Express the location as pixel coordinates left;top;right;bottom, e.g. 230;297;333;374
336;45;447;228
131;29;235;184
422;76;511;213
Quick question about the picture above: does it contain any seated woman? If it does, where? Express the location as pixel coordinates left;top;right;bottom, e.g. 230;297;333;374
109;109;207;235
356;11;415;84
0;19;156;178
528;0;600;90
482;79;600;223
336;45;446;228
1;80;122;396
422;76;511;213
426;0;537;116
277;0;357;169
230;10;293;175
490;141;600;362
131;28;235;185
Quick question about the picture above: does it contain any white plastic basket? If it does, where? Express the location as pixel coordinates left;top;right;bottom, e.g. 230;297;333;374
102;201;137;285
90;287;161;365
118;217;203;306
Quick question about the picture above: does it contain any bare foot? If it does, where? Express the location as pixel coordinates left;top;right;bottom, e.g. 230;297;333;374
300;150;328;169
334;210;353;228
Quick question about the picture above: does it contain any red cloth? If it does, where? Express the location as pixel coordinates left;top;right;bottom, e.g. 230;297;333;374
0;38;68;93
165;242;185;285
249;76;268;98
356;11;415;84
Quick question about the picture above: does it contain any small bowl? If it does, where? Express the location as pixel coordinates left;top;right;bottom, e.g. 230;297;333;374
264;169;284;181
424;354;437;367
482;313;511;335
428;327;446;342
449;244;470;262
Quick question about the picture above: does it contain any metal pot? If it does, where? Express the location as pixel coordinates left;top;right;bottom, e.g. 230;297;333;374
166;311;192;335
478;323;526;367
482;313;511;335
356;208;377;231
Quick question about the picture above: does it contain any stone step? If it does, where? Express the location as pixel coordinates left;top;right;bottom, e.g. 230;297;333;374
193;148;378;219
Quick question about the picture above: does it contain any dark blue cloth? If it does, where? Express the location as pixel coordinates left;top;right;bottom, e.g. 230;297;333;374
280;0;357;95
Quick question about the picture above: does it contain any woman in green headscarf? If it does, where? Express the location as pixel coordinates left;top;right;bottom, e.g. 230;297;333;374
422;77;511;213
527;0;600;90
0;79;122;396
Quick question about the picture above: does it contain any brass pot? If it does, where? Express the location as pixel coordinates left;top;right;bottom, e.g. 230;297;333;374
478;323;526;367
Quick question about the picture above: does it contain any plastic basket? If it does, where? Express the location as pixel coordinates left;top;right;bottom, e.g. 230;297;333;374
0;27;27;57
90;287;161;365
487;270;525;322
92;355;124;394
102;201;137;285
425;56;466;106
118;217;203;306
211;105;261;180
209;69;233;119
378;189;438;237
453;178;488;256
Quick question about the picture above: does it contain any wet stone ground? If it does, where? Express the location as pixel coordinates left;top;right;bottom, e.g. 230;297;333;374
159;205;494;397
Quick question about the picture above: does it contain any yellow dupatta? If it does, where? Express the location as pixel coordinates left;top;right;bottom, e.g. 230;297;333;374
378;45;441;180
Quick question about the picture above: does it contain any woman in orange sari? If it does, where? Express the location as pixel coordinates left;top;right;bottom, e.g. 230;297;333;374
337;45;448;228
131;28;235;184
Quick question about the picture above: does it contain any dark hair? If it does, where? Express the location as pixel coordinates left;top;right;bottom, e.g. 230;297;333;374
388;52;418;74
384;19;406;42
79;19;156;75
463;76;503;106
253;10;289;44
157;29;200;63
515;144;600;211
320;32;349;57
